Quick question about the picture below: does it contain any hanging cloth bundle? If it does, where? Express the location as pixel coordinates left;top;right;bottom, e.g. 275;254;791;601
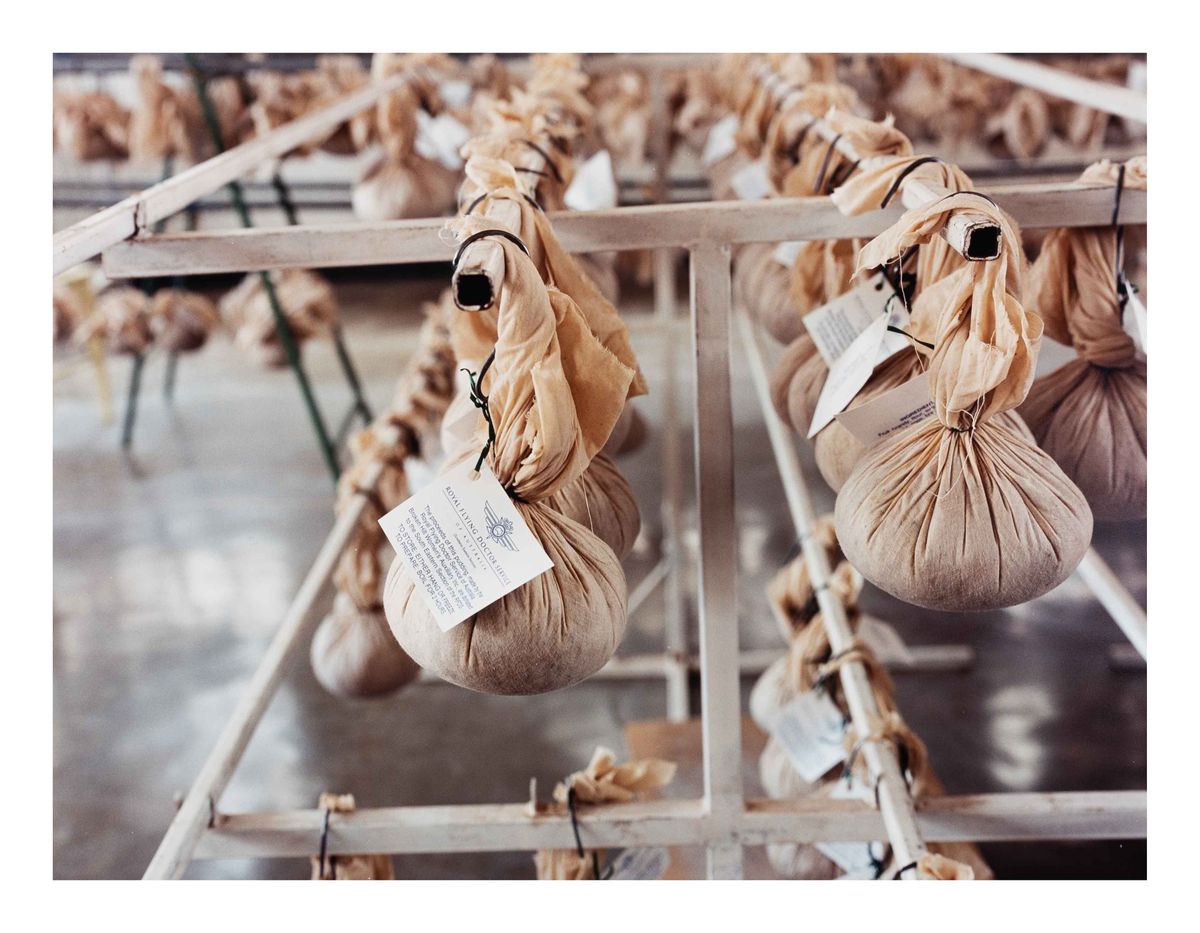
1018;157;1147;521
352;61;460;222
385;234;637;695
127;55;207;163
984;87;1051;162
751;543;992;878
54;280;88;346
534;747;676;880
808;155;977;489
219;268;339;369
835;194;1093;611
311;436;421;700
53;87;130;161
75;287;153;356
309;793;395;880
147;288;221;353
443;160;646;559
768;145;955;442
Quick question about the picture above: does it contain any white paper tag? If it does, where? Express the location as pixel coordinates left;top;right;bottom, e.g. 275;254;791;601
607;846;670;880
702;114;739;166
772;240;804;267
1121;274;1147;356
803;274;893;367
438;78;472;109
857;615;915;667
819;840;887;875
835;373;935;447
770;690;847;783
415;111;471;170
807;296;911;438
379;462;553;632
403;455;440;495
564;149;618;212
730;158;773;200
1035;335;1079;379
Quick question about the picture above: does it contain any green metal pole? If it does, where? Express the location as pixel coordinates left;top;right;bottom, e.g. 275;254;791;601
269;165;374;429
121;352;146;450
186;55;341;482
122;155;175;448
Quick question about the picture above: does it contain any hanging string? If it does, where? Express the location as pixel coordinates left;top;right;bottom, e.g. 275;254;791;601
566;787;604;880
812;134;844;196
462;190;542;216
317;805;332;879
1111;162;1128;306
882;293;935;350
519;139;563;183
462;348;496;473
879;156;943;209
451;228;530;270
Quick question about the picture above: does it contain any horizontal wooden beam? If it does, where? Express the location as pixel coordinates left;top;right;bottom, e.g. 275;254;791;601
191;790;1146;860
943;53;1146;123
53;72;412;275
102;183;1146;278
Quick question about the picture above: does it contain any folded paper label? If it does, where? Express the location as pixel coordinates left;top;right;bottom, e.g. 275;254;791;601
730;158;773;200
834;373;935;446
803;274;893;368
819;840;887;876
702;114;739;166
608;846;670;880
564;149;618;212
415;111;471;170
808;294;913;438
1121;273;1147;356
772;240;805;267
771;690;847;782
379;462;553;632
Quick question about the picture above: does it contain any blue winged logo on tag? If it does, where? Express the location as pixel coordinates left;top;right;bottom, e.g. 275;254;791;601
483;501;518;552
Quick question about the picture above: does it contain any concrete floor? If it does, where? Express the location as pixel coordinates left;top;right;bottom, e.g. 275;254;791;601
53;269;1146;880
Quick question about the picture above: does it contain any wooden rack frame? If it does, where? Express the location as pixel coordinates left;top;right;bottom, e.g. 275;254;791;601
52;53;1148;881
99;186;1146;880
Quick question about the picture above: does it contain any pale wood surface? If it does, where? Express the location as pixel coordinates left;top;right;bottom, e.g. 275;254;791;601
102;183;1147;278
944;53;1146;123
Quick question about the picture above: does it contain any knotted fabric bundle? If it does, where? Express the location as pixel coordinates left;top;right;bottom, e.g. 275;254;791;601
836;195;1093;610
351;75;459;221
312;428;420;700
148;288;221;353
309;794;395;880
385;236;636;695
535;746;676;880
127;55;206;163
1018;157;1147;521
444;167;645;559
54;280;87;345
76;287;152;355
219;269;338;369
53;88;130;161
